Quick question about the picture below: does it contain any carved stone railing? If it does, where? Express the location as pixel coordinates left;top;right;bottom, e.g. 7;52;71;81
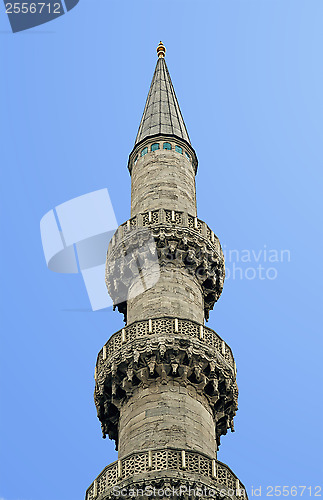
96;317;235;373
86;448;247;500
109;208;222;257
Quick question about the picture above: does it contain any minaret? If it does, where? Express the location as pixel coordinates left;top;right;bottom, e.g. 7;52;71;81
87;43;247;500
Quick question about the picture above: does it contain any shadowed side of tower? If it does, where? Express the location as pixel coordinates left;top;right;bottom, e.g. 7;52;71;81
86;43;247;500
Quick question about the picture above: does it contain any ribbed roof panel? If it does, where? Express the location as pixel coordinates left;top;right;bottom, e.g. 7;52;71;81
134;57;191;146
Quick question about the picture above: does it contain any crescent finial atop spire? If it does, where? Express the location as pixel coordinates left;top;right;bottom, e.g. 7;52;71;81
157;41;166;58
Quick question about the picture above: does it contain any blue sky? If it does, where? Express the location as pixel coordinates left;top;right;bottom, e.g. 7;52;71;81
1;1;322;500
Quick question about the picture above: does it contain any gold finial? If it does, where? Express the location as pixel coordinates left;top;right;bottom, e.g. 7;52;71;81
157;41;166;58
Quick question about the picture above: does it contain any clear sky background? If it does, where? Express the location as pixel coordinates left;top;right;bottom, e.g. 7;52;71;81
1;1;323;500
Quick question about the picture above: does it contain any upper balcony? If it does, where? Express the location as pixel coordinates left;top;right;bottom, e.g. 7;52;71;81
106;210;225;322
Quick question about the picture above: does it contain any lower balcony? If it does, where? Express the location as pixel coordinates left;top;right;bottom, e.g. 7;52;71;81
86;448;247;500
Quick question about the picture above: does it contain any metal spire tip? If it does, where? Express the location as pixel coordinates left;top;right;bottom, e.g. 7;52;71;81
157;41;166;58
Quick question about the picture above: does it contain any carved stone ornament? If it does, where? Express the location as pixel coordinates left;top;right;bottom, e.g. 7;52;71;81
85;449;247;500
94;335;238;449
97;317;236;372
106;224;225;321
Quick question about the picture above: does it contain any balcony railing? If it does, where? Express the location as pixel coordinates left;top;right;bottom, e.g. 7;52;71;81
109;208;222;257
86;448;246;500
96;317;236;374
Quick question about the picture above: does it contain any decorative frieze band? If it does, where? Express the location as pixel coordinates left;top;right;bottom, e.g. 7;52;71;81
86;448;246;500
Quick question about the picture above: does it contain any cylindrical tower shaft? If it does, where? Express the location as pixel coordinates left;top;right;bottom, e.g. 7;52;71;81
87;43;246;500
130;144;197;217
118;384;217;459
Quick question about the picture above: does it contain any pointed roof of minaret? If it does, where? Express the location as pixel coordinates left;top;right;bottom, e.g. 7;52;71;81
134;42;191;147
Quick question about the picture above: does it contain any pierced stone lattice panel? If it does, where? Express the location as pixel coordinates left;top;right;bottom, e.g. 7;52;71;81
122;217;137;235
187;215;194;229
153;449;168;471
165;210;183;225
142;211;160;226
152;317;174;336
124;453;148;476
186;452;200;474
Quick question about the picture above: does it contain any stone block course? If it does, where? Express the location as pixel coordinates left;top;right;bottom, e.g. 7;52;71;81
118;384;217;459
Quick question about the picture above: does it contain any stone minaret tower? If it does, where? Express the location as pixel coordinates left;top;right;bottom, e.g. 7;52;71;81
86;43;247;500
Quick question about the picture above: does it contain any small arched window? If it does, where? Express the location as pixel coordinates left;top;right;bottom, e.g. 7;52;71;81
185;152;190;160
163;142;172;150
134;155;138;164
175;145;183;154
141;147;148;157
151;143;160;152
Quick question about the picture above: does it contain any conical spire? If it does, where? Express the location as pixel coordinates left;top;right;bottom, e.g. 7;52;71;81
134;42;191;146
